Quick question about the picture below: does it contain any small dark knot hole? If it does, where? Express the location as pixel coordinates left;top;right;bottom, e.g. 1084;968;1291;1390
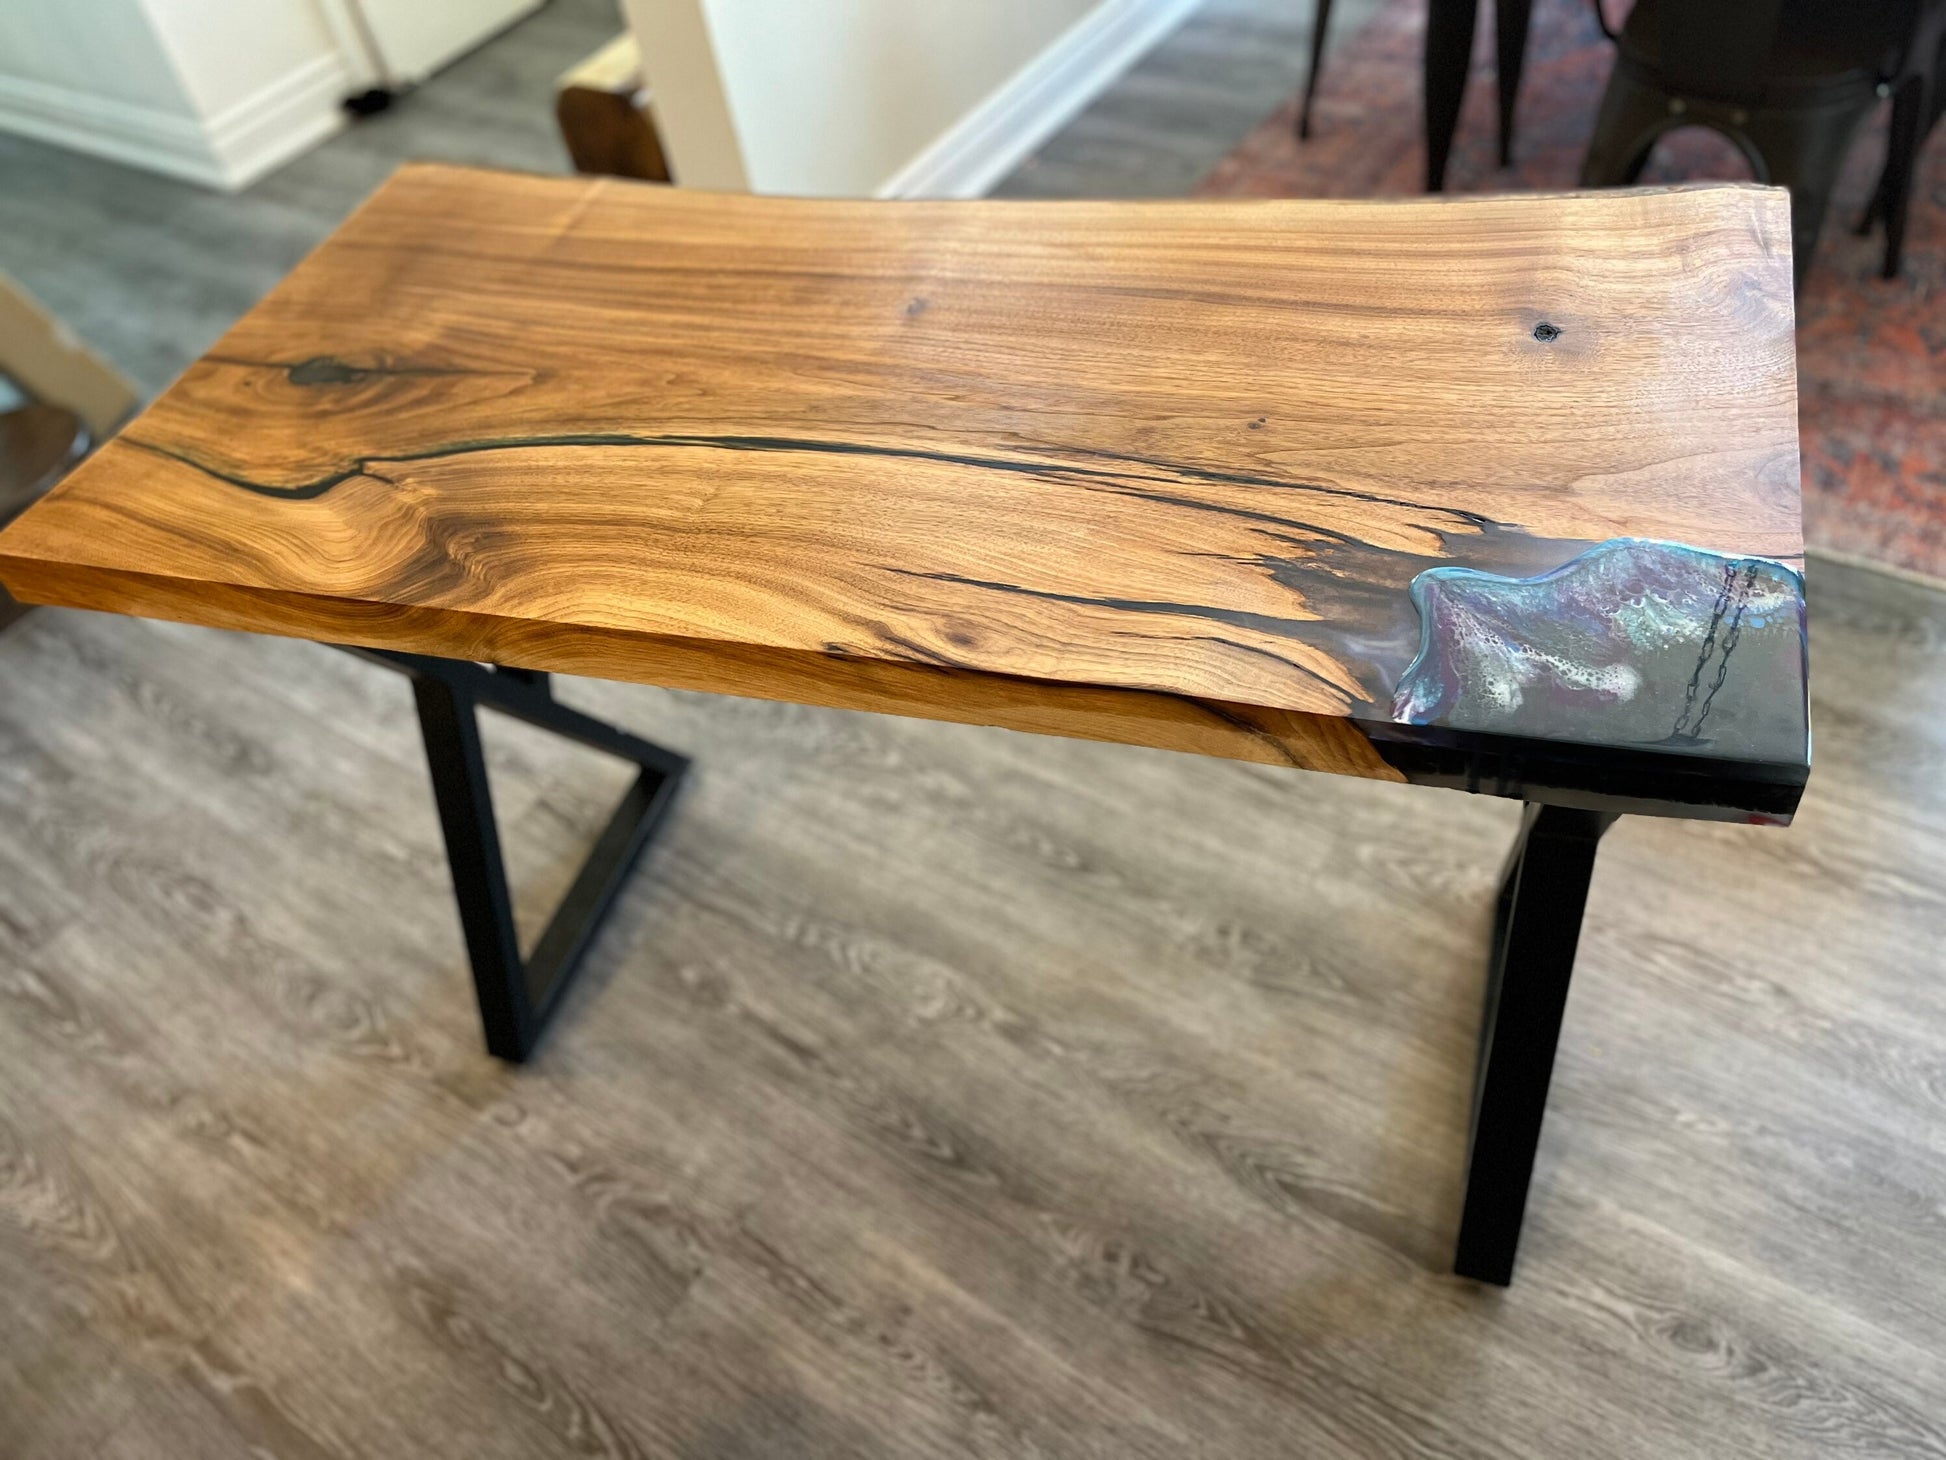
1532;322;1561;343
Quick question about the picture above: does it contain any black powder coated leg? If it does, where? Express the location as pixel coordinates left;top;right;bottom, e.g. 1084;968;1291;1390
1423;0;1479;190
1455;803;1616;1285
348;649;688;1063
1297;0;1338;139
1493;0;1532;168
1876;76;1923;280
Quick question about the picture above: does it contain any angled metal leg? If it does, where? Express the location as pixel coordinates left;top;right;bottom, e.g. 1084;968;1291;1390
346;648;688;1062
1455;803;1615;1284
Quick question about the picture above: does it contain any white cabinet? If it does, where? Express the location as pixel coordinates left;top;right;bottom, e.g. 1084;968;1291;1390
325;0;547;89
0;0;549;190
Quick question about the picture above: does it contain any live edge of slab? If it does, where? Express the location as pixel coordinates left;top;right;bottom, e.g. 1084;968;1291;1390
0;165;1810;823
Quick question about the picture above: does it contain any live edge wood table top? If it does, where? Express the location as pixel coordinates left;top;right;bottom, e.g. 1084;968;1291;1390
0;163;1810;823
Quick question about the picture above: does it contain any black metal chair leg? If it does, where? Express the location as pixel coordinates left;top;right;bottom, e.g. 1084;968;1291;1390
1424;0;1480;190
1494;0;1533;167
1297;0;1338;140
1579;60;1671;187
1737;99;1875;296
350;649;689;1063
1878;76;1923;278
1857;155;1891;237
1455;803;1615;1285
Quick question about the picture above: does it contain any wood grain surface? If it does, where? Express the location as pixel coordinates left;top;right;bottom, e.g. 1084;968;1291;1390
0;164;1807;817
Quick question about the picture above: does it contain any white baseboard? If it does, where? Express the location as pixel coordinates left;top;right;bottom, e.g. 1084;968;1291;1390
0;51;350;192
205;52;352;190
877;0;1204;199
0;73;226;187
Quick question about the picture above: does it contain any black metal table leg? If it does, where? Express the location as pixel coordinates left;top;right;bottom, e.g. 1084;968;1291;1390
344;648;688;1063
1455;803;1616;1284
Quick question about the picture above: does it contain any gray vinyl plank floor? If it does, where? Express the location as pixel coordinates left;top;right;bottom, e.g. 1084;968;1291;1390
0;0;618;397
7;2;1946;1457
5;547;1945;1460
995;0;1387;199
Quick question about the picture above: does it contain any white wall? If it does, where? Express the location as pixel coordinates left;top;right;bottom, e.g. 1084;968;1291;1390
623;0;1202;197
146;0;354;187
0;0;195;115
346;0;545;91
0;0;352;189
0;0;211;183
0;0;542;191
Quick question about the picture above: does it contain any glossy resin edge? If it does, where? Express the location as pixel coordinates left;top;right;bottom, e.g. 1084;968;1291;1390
1366;538;1809;822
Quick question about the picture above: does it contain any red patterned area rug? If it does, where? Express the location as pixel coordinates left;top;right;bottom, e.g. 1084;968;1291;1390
1196;0;1946;583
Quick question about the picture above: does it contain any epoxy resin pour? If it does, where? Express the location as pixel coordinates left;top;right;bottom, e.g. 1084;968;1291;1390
1392;539;1808;764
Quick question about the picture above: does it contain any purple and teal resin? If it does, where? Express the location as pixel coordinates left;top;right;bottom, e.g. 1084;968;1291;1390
1390;538;1807;763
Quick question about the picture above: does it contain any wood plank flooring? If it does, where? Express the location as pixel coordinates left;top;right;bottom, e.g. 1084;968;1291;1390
5;546;1946;1459
7;1;1946;1455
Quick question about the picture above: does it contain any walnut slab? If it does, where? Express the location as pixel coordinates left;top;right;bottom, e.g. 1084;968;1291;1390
0;165;1809;820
